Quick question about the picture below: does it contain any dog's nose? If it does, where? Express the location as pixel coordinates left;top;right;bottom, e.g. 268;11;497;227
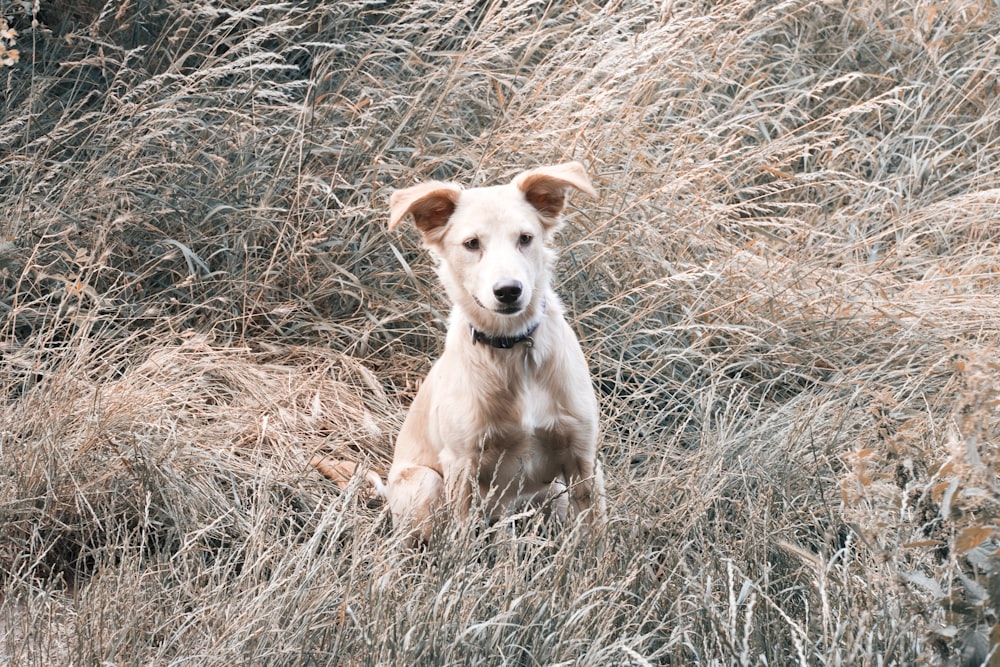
493;280;523;304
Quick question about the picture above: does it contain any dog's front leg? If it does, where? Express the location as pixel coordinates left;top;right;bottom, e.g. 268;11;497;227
443;455;478;520
564;457;607;523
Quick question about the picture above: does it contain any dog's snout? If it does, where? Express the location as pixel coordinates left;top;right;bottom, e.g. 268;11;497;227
493;280;523;305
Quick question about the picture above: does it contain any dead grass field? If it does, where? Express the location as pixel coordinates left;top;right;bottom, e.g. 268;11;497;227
2;0;1000;664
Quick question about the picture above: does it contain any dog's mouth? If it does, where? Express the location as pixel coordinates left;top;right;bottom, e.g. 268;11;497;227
473;295;523;315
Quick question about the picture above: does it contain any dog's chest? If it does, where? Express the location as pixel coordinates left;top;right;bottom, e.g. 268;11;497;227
475;371;576;481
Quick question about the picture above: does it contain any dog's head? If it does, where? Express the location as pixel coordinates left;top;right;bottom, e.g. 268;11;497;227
388;162;596;332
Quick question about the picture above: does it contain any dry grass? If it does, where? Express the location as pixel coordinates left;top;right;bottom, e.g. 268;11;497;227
2;0;1000;664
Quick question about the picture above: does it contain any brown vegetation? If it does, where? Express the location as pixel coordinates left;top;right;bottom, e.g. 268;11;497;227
2;0;999;664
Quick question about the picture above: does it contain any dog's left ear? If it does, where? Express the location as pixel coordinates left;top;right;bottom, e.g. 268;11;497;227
512;161;597;224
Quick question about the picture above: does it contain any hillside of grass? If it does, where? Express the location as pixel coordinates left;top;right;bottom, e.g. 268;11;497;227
2;0;999;664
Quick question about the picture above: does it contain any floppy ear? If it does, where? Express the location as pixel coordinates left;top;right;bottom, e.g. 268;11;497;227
512;161;597;222
388;181;462;235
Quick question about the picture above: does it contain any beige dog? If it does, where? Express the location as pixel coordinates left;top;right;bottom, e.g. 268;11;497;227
379;162;605;544
314;162;605;544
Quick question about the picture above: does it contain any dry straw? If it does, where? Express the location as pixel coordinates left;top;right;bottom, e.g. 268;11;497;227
2;0;999;664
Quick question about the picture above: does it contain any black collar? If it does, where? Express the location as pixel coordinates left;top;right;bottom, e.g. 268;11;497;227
469;301;546;349
470;319;540;349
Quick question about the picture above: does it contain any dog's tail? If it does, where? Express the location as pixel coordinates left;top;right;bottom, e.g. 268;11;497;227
309;455;388;500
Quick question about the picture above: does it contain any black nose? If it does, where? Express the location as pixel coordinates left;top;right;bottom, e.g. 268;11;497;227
493;280;523;304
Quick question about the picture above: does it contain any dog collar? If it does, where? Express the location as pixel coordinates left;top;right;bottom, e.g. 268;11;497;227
469;301;546;349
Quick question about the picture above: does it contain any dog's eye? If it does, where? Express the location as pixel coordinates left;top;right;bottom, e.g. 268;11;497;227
518;234;533;247
463;238;480;251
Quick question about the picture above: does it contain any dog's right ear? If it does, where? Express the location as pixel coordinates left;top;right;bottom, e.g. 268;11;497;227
388;181;462;235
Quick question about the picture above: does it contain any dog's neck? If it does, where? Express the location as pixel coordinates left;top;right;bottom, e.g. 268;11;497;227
468;299;547;349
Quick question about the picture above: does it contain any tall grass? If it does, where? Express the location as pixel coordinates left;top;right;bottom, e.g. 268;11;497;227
2;0;999;664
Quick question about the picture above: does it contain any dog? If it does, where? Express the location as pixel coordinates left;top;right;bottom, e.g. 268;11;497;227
315;162;605;545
